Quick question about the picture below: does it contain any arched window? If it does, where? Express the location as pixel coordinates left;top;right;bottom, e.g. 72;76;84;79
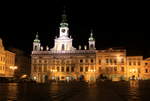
62;44;65;50
90;44;94;48
35;46;37;50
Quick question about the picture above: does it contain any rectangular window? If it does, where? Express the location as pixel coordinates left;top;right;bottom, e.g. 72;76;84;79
66;67;69;72
91;59;93;63
85;67;88;72
57;67;59;72
114;59;117;65
114;67;117;72
133;62;136;65
129;62;131;65
106;59;109;64
44;65;47;72
121;59;124;63
121;67;124;72
138;62;141;66
61;67;64;72
39;67;42;72
80;67;83;72
71;67;74;72
99;60;101;65
110;59;112;64
99;67;101;72
145;69;148;73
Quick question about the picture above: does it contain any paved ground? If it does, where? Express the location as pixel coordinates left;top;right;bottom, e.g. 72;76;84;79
0;80;150;101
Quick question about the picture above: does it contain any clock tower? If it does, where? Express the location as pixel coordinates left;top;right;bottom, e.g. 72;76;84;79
51;11;76;51
59;12;69;37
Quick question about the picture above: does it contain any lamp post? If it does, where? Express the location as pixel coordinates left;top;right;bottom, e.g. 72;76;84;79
9;66;18;77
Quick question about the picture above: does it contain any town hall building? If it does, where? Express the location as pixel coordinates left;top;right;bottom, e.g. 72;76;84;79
31;13;150;83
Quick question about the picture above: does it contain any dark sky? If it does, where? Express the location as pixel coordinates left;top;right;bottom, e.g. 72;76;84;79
0;1;149;57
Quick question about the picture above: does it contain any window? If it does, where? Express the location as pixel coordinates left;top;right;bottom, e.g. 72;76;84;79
39;60;42;63
145;63;148;66
85;59;88;63
85;67;88;72
80;67;83;72
129;62;131;65
133;62;136;65
106;59;109;64
35;46;37;50
110;59;112;64
121;59;124;63
114;59;117;65
61;67;64;72
80;59;83;63
121;67;124;72
99;67;101;72
44;65;47;72
91;59;93;63
62;44;65;50
145;69;148;73
114;67;117;72
90;44;94;48
57;67;59;72
33;65;37;72
91;66;94;70
71;67;74;72
66;67;69;72
138;62;141;66
39;67;42;72
99;59;101;65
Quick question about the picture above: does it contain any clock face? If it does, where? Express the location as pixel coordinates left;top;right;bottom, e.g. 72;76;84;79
61;29;66;33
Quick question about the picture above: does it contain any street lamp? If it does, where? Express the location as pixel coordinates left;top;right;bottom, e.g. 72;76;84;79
9;66;18;77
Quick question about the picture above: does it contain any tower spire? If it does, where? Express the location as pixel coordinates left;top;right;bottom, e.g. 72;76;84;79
36;32;39;39
61;6;67;23
89;29;95;41
60;6;68;27
34;32;40;43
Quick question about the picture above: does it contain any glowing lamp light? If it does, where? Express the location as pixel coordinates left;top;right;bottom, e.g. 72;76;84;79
10;66;18;70
88;69;96;72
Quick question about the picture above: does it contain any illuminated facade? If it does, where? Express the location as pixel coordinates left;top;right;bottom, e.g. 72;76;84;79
0;38;15;77
31;13;150;83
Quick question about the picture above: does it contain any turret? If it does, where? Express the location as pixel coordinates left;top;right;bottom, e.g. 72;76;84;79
88;30;96;50
33;32;41;51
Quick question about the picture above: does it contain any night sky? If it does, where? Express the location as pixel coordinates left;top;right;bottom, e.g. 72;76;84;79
0;1;149;58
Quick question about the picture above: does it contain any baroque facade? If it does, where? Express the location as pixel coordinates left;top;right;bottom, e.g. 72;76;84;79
31;13;150;83
0;38;15;77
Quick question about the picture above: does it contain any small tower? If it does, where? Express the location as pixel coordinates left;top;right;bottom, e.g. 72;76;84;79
59;9;69;37
33;32;41;51
89;30;96;50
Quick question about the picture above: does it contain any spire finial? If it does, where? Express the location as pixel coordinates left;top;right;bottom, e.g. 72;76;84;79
89;29;95;41
90;29;93;37
61;6;67;23
36;32;39;39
